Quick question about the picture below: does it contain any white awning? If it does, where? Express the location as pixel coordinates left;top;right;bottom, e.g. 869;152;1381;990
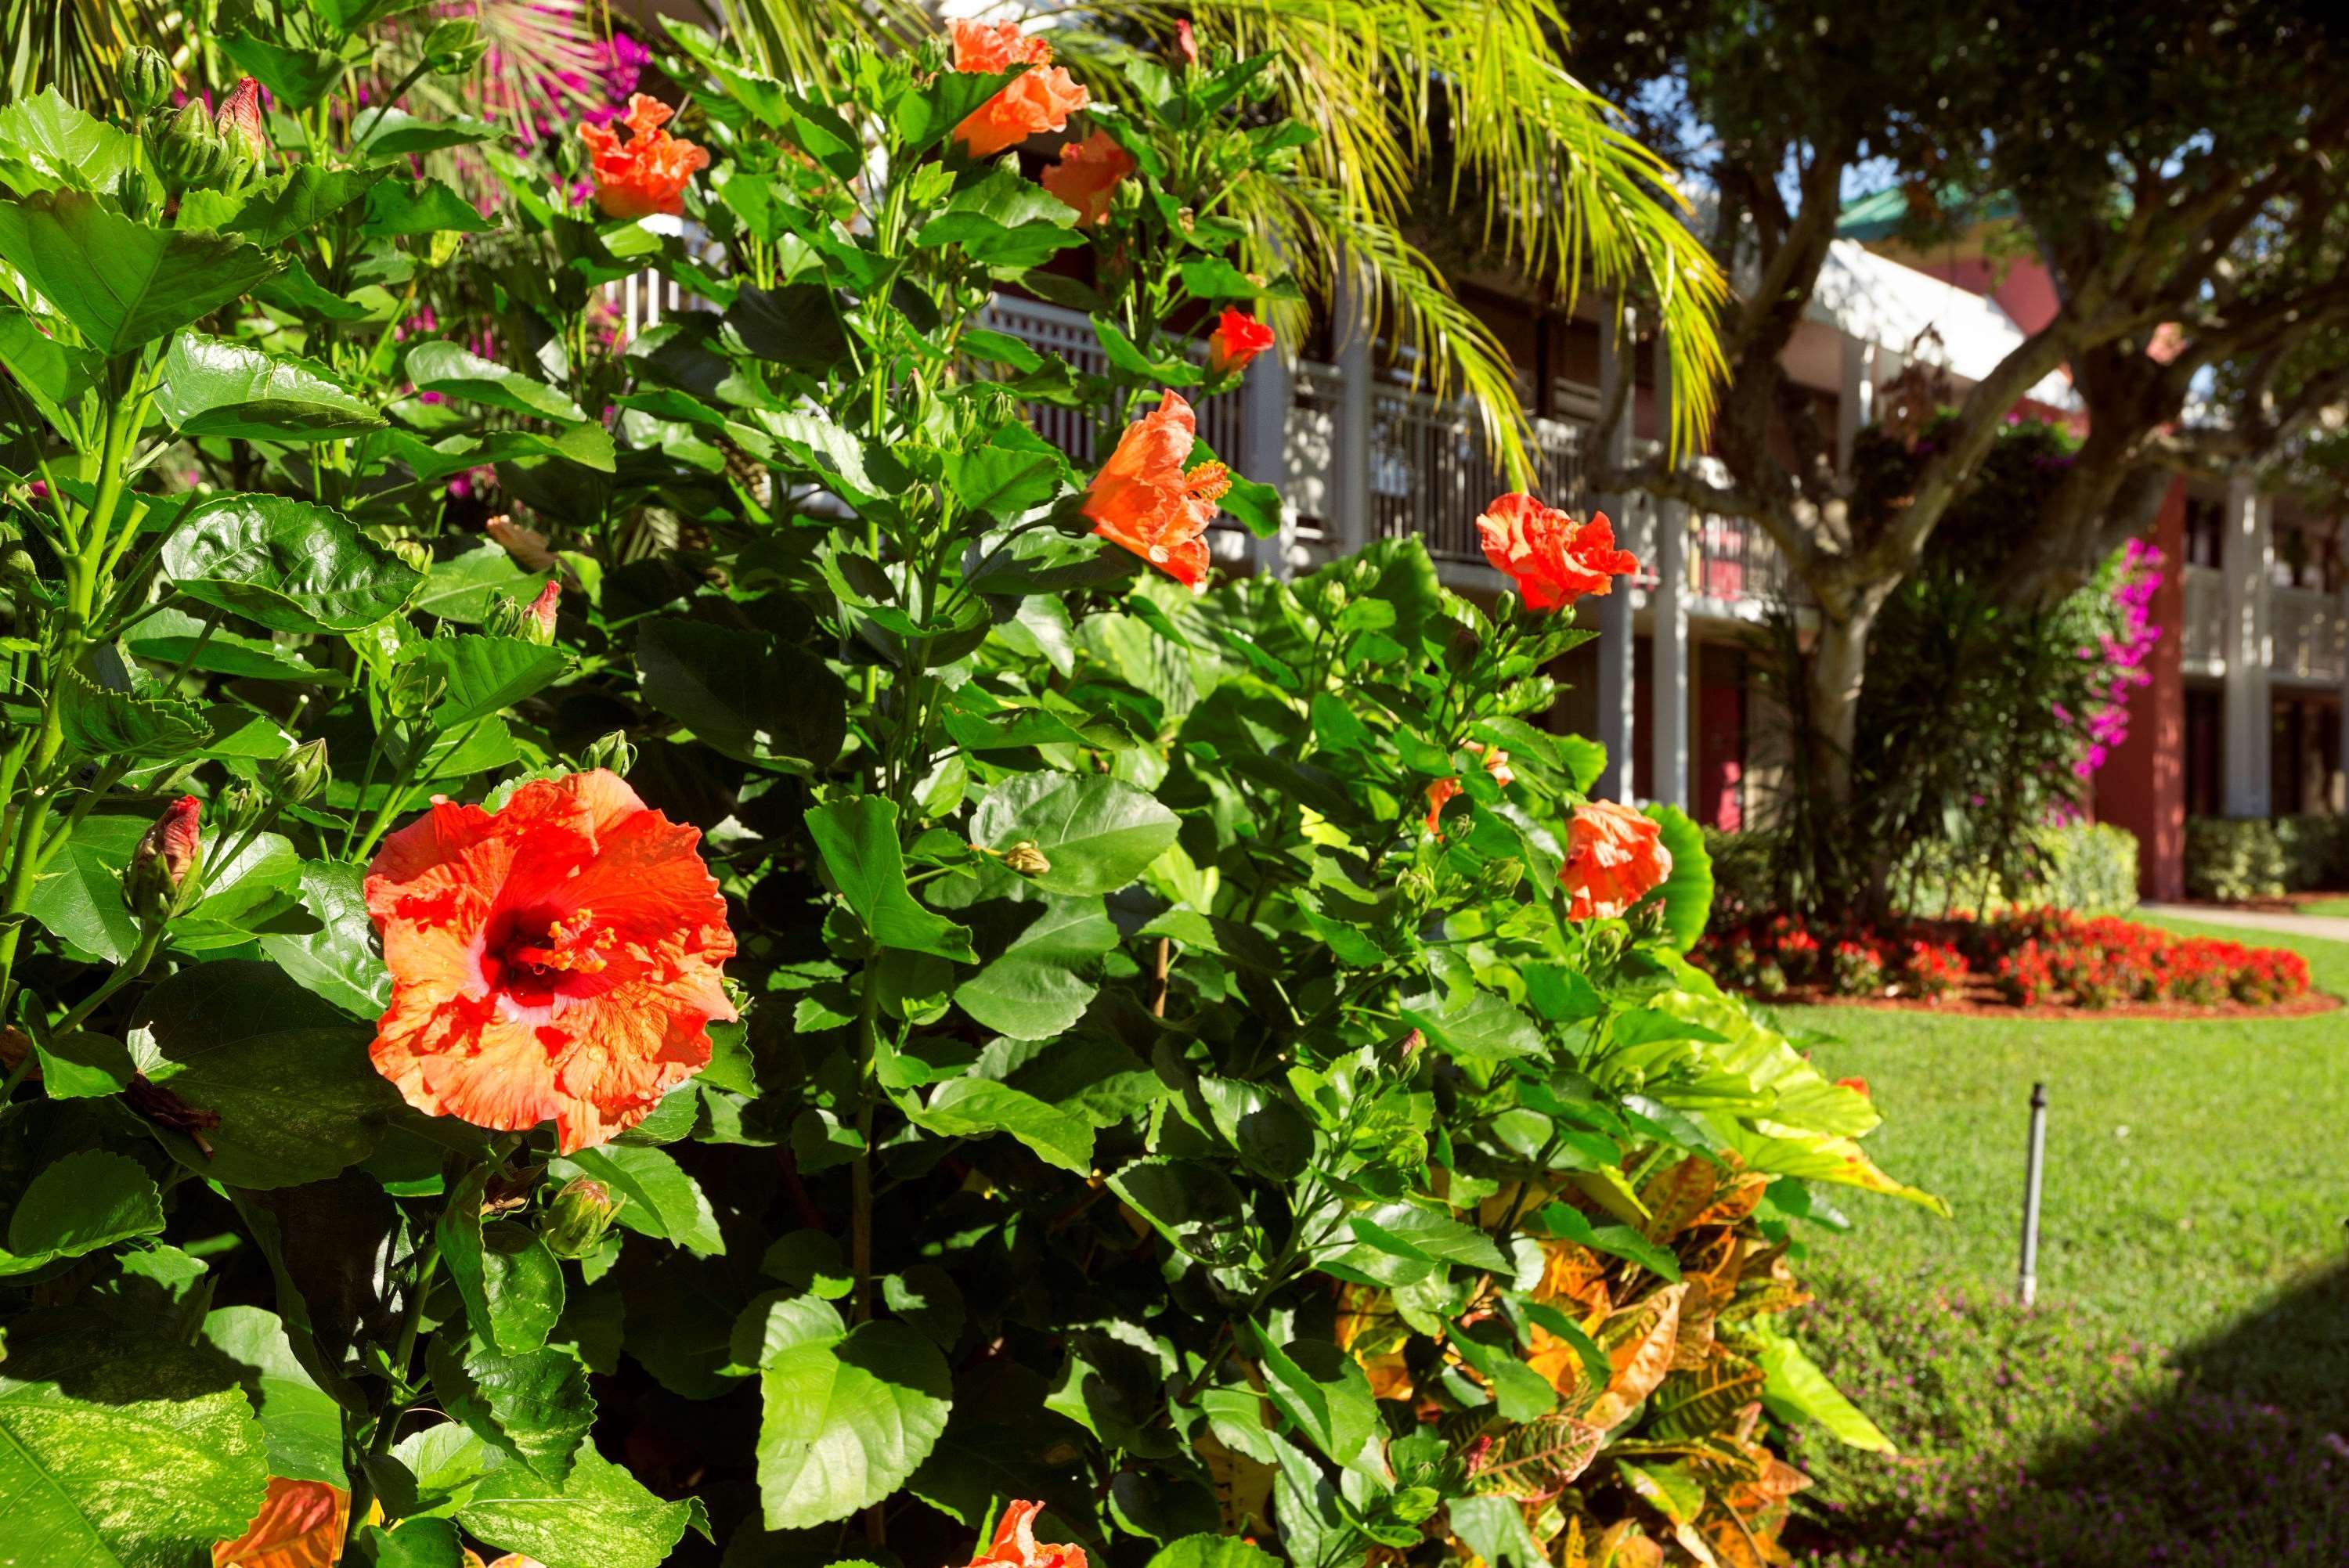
1807;240;2079;410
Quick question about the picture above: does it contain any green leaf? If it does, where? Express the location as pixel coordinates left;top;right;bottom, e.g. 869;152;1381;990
57;669;207;760
636;617;848;771
363;176;497;236
914;165;1081;268
440;1167;566;1355
551;1144;725;1256
260;859;392;1020
218;31;347;109
207;165;384;247
30;1029;141;1098
911;1077;1094;1174
969;773;1179;896
721;284;849;367
1398;988;1546;1067
157;332;383;441
1107;1159;1249;1266
1247;1324;1378;1466
944;441;1066;521
1447;1494;1547;1568
954;896;1115;1040
1755;1323;1895;1453
413;542;552;624
124;606;334;683
752;1296;954;1529
0;1150;163;1275
406;341;588;423
1643;804;1714;952
399;634;570;728
433;1332;596;1482
1146;1536;1286;1568
0;305;99;431
353;110;504;160
805;796;976;961
201;1305;348;1485
163;493;424;633
24;813;142;963
1316;1202;1510;1288
456;1440;705;1568
0;1325;269;1568
0;88;146;193
132;960;399;1188
0;192;276;355
1535;1202;1683;1281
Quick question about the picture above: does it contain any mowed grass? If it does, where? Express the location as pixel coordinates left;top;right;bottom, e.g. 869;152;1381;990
1781;913;2349;1354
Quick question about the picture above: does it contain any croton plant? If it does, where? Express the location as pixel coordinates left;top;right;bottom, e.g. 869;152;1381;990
0;16;1936;1568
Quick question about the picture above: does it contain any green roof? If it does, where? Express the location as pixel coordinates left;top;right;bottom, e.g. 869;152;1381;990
1837;184;2016;243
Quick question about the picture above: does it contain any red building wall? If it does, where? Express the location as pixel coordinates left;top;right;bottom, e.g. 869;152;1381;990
2093;478;2188;899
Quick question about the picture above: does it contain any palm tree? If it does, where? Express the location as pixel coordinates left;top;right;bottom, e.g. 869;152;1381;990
703;0;1728;478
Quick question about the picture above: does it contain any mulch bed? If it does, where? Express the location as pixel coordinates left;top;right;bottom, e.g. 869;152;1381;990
1748;979;2341;1022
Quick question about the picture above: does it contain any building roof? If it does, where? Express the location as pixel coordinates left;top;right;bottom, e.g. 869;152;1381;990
1836;183;2017;243
1807;240;2077;409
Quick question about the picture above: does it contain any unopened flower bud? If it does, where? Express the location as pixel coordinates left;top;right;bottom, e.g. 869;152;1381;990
481;595;528;640
124;795;202;923
1001;841;1052;877
421;19;488;75
385;658;446;721
150;101;227;192
118;45;173;116
390;539;431;574
265;737;331;805
215;77;266;165
523;580;560;645
212;780;265;838
426;229;464;270
539;1177;624;1259
1;547;38;585
579;730;637;777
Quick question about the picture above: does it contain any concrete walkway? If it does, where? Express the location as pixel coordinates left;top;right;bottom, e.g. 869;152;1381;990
2141;903;2349;944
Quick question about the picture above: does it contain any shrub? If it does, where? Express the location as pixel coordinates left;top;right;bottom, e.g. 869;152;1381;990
1896;820;2140;917
2185;817;2289;899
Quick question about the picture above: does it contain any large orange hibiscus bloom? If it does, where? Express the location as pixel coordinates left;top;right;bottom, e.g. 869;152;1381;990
1474;493;1640;612
1560;801;1673;921
1041;128;1135;225
366;770;736;1153
967;1501;1088;1568
951;20;1090;157
579;94;710;220
1081;391;1229;590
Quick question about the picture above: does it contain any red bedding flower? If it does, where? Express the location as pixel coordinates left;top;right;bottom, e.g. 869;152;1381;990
951;20;1089;158
1474;493;1639;611
366;770;736;1153
1561;800;1672;921
1081;391;1229;589
579;94;709;220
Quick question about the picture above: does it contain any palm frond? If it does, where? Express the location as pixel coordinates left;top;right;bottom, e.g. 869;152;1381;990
709;0;922;85
2;0;189;111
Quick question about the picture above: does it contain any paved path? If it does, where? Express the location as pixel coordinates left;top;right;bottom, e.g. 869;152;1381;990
2141;903;2349;943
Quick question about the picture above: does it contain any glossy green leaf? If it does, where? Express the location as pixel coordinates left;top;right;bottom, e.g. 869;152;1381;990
163;493;424;633
1247;1324;1379;1466
0;1325;269;1568
1643;803;1714;952
432;1332;596;1482
124;606;334;683
57;669;207;760
0;192;277;355
1398;987;1546;1066
157;332;383;441
911;1077;1094;1174
805;796;976;961
363;176;497;236
440;1168;566;1356
353;111;504;160
399;634;571;728
1755;1322;1895;1453
0;88;145;193
636;617;848;770
969;772;1179;896
0;1150;163;1275
456;1440;705;1568
552;1145;726;1256
406;341;588;423
752;1296;954;1529
259;860;392;1020
202;1305;349;1486
953;895;1115;1040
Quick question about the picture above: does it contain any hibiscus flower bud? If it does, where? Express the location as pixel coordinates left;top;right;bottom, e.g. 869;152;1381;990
213;780;266;838
124;795;202;924
579;730;637;777
481;595;529;640
117;45;173;117
215;77;267;170
1000;840;1052;877
150;101;228;192
385;658;447;721
391;539;432;574
266;737;332;806
524;580;561;645
539;1177;625;1258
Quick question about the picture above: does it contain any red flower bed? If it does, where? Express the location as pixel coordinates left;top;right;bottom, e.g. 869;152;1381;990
1697;907;2310;1011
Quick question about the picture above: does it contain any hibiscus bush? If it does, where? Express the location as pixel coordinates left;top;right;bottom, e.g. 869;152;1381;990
0;19;1936;1568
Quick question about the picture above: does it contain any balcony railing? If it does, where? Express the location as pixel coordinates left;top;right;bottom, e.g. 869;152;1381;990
2273;586;2346;683
2181;564;2225;676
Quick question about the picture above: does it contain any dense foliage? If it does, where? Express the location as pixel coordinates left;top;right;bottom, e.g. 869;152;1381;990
0;20;1932;1568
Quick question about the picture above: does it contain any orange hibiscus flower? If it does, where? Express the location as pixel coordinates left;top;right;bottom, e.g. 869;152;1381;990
366;770;737;1154
1424;742;1514;830
1081;391;1229;590
968;1501;1088;1568
1560;801;1672;921
951;20;1090;158
1207;308;1275;380
214;1479;345;1568
579;94;710;220
1474;493;1640;612
1041;128;1135;225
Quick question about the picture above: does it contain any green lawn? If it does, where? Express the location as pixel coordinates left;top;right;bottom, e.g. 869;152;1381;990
1768;915;2349;1564
2295;895;2349;920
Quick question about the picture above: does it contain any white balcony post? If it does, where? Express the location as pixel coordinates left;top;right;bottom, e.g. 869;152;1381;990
2222;476;2273;817
1836;336;1875;474
1650;334;1690;811
1595;305;1638;802
1332;269;1373;556
1244;347;1294;578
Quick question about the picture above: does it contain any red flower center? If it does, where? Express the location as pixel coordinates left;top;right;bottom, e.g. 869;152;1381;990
486;903;618;1004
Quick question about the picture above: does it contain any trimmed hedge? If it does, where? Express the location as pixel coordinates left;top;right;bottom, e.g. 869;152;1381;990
1705;821;2141;921
2185;813;2349;901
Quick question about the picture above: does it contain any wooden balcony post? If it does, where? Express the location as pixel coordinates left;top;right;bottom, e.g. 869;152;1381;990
1651;335;1690;812
1595;303;1638;801
2222;475;2273;817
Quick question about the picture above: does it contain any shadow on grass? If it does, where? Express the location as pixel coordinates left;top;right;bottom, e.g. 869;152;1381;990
1788;1262;2349;1566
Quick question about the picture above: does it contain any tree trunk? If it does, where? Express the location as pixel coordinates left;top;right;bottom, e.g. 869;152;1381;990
1804;607;1870;806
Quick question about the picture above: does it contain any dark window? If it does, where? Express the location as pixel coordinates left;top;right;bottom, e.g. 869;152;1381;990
2185;688;2223;818
2184;496;2225;568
